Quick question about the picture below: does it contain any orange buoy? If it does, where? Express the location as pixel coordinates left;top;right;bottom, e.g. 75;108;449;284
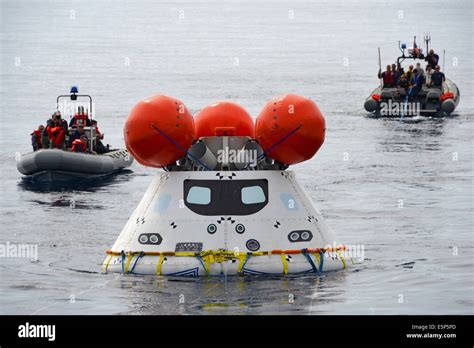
124;95;195;168
194;101;255;138
255;94;325;165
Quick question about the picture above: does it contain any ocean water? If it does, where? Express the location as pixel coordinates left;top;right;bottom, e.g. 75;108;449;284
0;0;473;315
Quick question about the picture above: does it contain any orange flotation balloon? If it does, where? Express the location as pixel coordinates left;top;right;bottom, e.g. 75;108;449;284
194;101;255;138
124;95;195;168
255;94;325;165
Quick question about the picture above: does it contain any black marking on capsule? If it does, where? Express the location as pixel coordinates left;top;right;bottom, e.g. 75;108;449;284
246;239;260;252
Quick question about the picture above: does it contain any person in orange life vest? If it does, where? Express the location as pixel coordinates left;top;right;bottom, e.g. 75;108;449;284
47;114;67;150
69;106;91;128
31;125;44;151
68;124;86;148
71;135;88;153
378;65;394;88
71;135;97;155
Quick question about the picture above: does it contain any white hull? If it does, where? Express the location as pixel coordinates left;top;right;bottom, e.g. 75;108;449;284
103;170;351;276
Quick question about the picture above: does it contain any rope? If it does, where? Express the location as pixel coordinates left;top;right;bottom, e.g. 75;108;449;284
120;251;126;274
129;251;145;274
242;124;302;170
238;253;251;275
196;255;209;275
302;249;318;273
150;124;211;171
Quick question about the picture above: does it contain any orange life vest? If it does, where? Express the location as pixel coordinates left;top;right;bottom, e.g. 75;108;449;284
72;138;87;152
31;129;43;148
47;126;65;148
71;114;89;127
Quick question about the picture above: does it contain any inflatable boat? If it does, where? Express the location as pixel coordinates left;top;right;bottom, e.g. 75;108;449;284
364;36;460;116
103;94;357;277
17;87;133;182
17;149;133;182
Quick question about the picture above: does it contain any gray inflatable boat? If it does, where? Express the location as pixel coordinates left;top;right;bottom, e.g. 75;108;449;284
17;149;134;182
364;37;460;117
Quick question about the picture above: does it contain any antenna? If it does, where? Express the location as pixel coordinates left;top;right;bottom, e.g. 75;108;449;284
424;32;431;53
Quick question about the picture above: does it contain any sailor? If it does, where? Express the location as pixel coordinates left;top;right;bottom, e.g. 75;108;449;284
41;113;57;148
47;122;66;149
408;69;425;101
405;65;415;84
397;74;409;92
91;120;103;139
378;65;394;88
68;124;86;148
69;106;91;128
425;49;439;69
91;120;109;154
429;65;445;88
30;125;44;151
53;111;69;134
71;135;88;153
391;64;400;85
415;62;425;79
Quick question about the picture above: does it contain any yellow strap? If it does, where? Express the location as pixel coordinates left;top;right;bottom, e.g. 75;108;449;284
156;254;165;275
237;254;248;274
314;252;320;267
124;254;133;274
280;253;288;275
201;256;211;274
337;250;347;269
104;255;113;272
175;252;197;257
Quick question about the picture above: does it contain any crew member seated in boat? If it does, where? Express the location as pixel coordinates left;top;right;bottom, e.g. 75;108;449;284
91;120;109;154
71;135;89;153
30;125;44;151
41;112;57;148
378;65;394;88
408;69;425;101
68;124;86;148
69;106;90;128
47;113;68;149
429;65;445;89
425;49;439;69
397;74;409;92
